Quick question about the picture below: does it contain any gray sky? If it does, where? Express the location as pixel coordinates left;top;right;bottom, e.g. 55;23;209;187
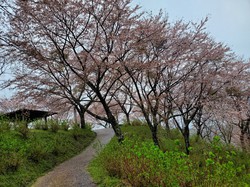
132;0;250;60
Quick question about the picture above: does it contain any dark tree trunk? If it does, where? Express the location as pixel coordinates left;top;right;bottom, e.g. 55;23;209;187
165;110;171;132
74;107;78;124
151;125;159;146
108;112;124;142
195;106;203;142
246;121;250;150
240;128;246;151
247;133;250;150
183;125;190;155
164;118;170;132
195;125;202;142
88;83;124;142
79;113;86;129
144;115;160;147
125;113;131;125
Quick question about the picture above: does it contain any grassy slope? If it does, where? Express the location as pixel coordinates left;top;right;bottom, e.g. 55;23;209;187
0;128;96;187
88;125;250;187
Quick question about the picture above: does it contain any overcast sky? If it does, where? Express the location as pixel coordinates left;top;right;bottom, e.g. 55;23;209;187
132;0;250;60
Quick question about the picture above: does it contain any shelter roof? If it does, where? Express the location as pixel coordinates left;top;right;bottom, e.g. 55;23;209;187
2;108;57;122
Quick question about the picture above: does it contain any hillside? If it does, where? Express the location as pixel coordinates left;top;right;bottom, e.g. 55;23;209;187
89;125;250;186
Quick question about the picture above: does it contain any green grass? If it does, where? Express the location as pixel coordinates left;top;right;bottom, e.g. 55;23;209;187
88;125;250;187
0;127;96;187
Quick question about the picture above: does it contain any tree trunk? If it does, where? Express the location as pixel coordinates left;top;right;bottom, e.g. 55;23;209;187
165;110;171;132
247;133;250;151
152;125;159;146
195;125;202;142
144;115;160;147
74;107;78;124
246;121;250;150
183;125;190;155
90;85;124;142
164;118;170;132
75;105;86;129
79;113;86;129
125;113;131;125
240;128;246;151
109;113;124;142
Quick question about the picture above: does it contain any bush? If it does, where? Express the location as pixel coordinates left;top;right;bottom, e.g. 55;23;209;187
33;120;43;130
60;120;70;131
42;123;49;130
14;121;29;139
130;119;147;126
33;120;49;130
0;133;25;174
89;126;250;187
85;122;94;130
71;124;84;140
0;117;11;131
28;143;49;163
94;139;193;186
48;119;60;133
0;152;23;173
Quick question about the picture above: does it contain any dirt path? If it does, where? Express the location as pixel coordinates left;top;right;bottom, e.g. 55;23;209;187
32;128;114;187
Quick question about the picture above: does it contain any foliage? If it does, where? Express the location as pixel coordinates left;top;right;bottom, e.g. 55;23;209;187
60;120;70;131
71;124;89;140
125;119;147;126
47;119;60;133
0;117;11;131
40;120;49;130
33;119;71;132
33;120;43;130
0;125;96;187
89;126;250;187
14;121;29;139
33;120;49;131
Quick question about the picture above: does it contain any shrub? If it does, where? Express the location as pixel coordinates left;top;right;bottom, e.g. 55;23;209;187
27;143;49;163
89;126;250;187
60;120;70;131
71;124;84;140
91;138;194;186
1;152;23;173
33;120;43;130
0;117;11;131
42;123;49;130
0;135;25;174
85;122;94;130
130;119;147;126
14;121;29;139
48;119;60;133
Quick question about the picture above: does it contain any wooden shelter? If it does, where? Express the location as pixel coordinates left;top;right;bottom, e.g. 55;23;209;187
2;108;57;122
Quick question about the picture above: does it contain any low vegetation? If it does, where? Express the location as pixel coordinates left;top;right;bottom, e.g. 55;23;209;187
0;119;96;187
89;124;250;187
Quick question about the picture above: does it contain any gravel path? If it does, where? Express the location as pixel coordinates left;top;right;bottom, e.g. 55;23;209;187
32;128;114;187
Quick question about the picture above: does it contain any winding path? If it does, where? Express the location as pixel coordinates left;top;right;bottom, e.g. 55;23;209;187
32;128;114;187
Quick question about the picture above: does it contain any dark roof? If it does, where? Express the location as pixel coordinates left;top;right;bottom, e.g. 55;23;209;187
2;108;57;122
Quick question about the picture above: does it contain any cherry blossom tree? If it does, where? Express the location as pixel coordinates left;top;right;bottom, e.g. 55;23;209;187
159;19;239;153
0;0;11;76
1;0;249;152
1;0;144;141
219;61;250;150
122;15;233;150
